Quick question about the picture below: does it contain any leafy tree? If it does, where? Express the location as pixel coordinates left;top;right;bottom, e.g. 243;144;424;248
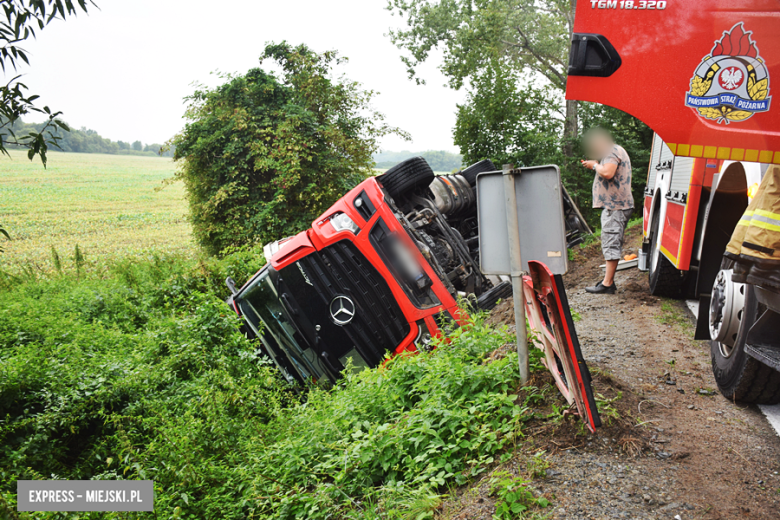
387;0;577;154
144;143;163;154
172;42;407;256
7;119;173;156
131;140;143;151
453;62;563;169
0;0;94;166
387;0;652;226
374;149;463;171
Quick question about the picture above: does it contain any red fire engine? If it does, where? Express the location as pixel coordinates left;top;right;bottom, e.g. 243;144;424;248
566;0;780;403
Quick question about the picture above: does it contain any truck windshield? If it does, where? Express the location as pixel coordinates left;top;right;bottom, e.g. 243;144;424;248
235;268;323;383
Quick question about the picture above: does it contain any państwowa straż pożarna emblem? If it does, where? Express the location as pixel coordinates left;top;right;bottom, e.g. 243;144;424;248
685;22;771;124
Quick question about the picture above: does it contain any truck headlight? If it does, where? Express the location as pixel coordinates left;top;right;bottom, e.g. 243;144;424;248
330;213;360;234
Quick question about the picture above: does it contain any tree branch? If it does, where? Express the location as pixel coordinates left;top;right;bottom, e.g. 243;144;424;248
510;27;566;88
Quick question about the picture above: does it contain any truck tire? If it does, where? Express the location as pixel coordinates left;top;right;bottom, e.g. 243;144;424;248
647;210;684;298
461;159;497;187
379;157;435;200
711;278;780;404
477;281;513;311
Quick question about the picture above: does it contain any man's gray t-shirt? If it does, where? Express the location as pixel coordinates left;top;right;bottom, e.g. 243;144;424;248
592;144;634;210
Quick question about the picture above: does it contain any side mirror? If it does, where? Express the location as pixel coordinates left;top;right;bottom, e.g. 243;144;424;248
568;33;622;77
226;276;237;295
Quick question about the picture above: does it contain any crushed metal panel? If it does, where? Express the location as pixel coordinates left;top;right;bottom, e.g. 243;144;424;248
476;165;569;276
523;260;601;433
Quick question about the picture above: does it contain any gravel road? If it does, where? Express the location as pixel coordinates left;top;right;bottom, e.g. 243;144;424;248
441;226;780;520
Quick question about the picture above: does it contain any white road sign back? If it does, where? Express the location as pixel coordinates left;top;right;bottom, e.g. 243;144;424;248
476;165;568;276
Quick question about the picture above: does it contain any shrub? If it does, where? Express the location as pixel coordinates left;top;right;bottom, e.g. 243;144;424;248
0;254;544;519
171;42;406;256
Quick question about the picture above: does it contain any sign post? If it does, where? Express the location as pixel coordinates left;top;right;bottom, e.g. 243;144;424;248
502;164;529;384
477;164;569;385
476;166;599;429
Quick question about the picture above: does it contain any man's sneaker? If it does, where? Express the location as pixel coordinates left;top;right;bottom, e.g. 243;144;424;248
585;281;617;294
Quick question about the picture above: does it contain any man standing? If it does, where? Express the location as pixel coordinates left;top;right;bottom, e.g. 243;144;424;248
581;128;634;294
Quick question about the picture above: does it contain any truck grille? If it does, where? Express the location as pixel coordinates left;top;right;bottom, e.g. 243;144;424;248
300;240;410;360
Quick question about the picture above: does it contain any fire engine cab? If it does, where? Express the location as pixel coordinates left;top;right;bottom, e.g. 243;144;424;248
566;0;780;403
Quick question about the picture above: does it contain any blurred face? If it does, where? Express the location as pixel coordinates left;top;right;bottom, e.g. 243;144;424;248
583;131;614;160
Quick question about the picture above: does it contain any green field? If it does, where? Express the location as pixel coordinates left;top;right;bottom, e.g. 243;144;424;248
0;150;194;271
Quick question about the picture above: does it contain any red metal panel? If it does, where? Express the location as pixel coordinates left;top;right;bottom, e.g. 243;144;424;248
661;201;686;265
678;189;701;270
270;232;317;271
567;1;780;162
675;159;705;270
523;261;601;433
643;194;653;237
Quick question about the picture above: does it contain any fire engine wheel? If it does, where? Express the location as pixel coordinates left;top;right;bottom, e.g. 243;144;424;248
710;264;780;404
647;212;684;298
460;159;497;187
477;280;513;311
379;157;435;200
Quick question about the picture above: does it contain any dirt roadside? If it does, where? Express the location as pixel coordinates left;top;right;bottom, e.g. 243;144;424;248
441;225;780;520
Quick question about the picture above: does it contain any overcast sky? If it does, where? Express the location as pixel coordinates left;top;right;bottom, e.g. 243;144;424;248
11;0;466;153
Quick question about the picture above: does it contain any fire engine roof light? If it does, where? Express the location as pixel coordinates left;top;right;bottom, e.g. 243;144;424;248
330;212;360;234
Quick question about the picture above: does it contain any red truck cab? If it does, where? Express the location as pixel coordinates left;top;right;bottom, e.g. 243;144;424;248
227;170;471;385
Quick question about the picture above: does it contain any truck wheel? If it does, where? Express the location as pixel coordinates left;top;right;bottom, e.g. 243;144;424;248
460;159;497;187
477;281;513;311
379;157;435;199
711;269;780;404
647;211;684;297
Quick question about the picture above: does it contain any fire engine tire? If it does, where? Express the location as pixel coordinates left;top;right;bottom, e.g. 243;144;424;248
461;159;497;187
477;281;513;311
711;282;780;404
379;157;435;199
647;212;684;298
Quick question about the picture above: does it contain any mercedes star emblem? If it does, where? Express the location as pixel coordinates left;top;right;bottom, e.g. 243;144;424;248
329;295;356;325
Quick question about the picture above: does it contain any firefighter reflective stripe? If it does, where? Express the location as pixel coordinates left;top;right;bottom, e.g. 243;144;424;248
736;210;754;228
750;210;780;232
735;164;780;262
726;164;780;261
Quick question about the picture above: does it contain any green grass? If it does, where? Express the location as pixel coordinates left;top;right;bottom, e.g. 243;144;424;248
0;252;548;519
627;216;643;229
656;300;692;328
0;150;194;272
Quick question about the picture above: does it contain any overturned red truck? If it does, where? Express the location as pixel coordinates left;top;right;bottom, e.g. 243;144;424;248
225;157;590;385
567;0;780;403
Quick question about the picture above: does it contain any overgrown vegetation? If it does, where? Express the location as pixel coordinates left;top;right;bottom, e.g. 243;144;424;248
488;470;550;520
0;249;554;518
172;42;406;256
